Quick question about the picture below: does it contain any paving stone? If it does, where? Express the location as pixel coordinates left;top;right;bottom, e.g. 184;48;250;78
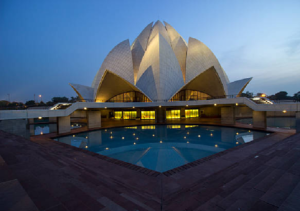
260;172;300;207
0;179;39;211
277;182;300;211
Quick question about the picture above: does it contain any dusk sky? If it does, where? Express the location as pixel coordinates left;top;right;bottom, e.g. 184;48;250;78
1;0;300;102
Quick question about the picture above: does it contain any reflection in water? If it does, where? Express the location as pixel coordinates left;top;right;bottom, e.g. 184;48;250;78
237;117;296;129
55;125;269;172
30;122;86;135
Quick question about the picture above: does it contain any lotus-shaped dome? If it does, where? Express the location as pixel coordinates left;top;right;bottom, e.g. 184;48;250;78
70;21;252;102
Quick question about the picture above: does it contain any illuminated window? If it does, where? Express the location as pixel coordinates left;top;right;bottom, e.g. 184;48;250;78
114;111;122;119
185;109;199;118
166;110;180;119
123;111;137;119
141;111;155;119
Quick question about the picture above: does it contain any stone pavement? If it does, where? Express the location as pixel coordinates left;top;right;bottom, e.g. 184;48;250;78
1;127;300;210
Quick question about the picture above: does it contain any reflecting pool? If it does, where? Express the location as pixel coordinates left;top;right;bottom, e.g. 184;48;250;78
237;117;296;129
54;125;269;172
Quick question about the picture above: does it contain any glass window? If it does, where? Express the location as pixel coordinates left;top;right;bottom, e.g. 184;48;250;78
114;111;122;119
141;111;155;119
185;109;199;118
166;110;181;119
123;111;137;119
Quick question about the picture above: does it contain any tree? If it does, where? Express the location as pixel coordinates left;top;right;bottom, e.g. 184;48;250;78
294;91;300;101
0;100;9;107
39;101;46;106
51;97;69;103
241;91;253;98
46;101;54;106
25;100;36;106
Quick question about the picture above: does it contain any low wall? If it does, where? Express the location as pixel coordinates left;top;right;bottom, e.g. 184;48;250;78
0;119;30;139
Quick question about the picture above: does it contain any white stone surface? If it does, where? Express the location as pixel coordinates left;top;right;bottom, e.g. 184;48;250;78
164;22;187;81
227;78;252;97
148;21;172;47
69;83;94;101
137;33;184;102
186;38;229;94
92;39;134;99
131;22;153;84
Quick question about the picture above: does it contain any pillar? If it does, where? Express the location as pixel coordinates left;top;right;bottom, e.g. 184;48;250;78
49;117;57;123
57;116;71;134
180;108;185;119
296;112;300;133
136;109;141;119
87;111;101;129
221;106;235;125
253;111;267;129
156;107;166;123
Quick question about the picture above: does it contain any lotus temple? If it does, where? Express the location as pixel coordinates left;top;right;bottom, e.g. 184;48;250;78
1;21;300;211
70;21;252;104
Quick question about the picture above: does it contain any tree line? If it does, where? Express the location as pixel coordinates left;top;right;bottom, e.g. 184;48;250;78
241;91;300;101
0;96;80;110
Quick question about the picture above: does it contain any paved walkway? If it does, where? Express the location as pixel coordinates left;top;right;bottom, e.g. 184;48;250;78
1;127;300;210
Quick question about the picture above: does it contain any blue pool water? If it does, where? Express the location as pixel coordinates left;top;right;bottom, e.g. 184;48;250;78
237;117;296;129
54;125;269;172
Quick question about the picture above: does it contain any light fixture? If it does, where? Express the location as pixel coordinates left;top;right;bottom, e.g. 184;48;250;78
186;105;188;107
104;107;107;109
210;133;213;136
122;137;124;139
160;140;162;143
215;144;218;148
85;146;88;148
38;117;42;119
187;141;189;143
86;136;88;139
159;105;161;108
184;136;186;139
187;132;189;134
152;134;155;137
261;94;266;97
110;136;113;139
249;130;251;132
236;142;239;144
40;132;43;135
214;104;217;106
133;142;136;145
133;133;135;136
110;132;112;134
283;110;287;113
105;129;107;132
136;137;139;140
236;132;239;135
198;135;201;138
106;147;109;150
84;107;87;110
236;103;238;106
133;106;135;109
73;135;75;137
